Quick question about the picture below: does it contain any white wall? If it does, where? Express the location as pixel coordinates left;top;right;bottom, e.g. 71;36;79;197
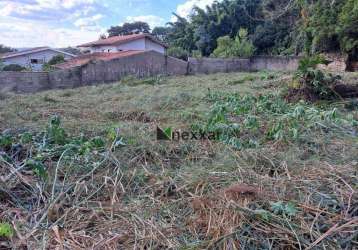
116;39;146;51
2;50;74;71
87;38;166;54
89;46;118;53
145;38;166;54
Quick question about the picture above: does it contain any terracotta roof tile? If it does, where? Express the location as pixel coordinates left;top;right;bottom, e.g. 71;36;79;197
77;34;168;48
55;50;146;69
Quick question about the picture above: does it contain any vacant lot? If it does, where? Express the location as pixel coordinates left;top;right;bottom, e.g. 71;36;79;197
0;72;357;249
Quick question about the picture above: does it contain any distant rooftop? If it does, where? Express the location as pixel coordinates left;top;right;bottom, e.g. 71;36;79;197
55;50;146;69
77;34;168;48
1;47;76;59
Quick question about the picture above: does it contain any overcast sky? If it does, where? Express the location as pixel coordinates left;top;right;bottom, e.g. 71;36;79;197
0;0;219;48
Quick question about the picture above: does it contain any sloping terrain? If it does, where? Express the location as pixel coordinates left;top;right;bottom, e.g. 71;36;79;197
0;72;357;249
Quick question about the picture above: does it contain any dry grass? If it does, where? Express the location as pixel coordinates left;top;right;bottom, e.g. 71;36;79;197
0;72;357;249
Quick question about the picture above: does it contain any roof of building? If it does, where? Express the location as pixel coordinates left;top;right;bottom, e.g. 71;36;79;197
0;47;76;59
54;50;146;69
77;34;168;48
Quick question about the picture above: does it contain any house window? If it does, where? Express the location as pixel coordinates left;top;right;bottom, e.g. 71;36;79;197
30;59;44;64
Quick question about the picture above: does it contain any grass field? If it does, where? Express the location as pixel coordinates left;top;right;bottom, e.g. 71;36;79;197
0;72;357;249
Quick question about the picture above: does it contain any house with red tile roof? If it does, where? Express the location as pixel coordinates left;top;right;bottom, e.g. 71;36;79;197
77;34;167;54
55;50;147;70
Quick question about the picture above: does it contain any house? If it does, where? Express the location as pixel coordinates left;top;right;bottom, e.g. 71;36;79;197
55;50;147;69
77;34;167;54
0;47;76;71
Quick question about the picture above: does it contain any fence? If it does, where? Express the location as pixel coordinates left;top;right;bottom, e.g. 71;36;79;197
0;51;188;94
188;56;301;74
0;53;301;94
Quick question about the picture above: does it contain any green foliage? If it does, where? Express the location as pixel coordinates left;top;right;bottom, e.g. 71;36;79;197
0;223;13;238
25;159;48;179
43;55;65;71
211;36;233;58
191;50;202;58
297;55;328;73
152;27;171;43
46;115;67;145
195;91;357;149
0;134;12;147
0;115;125;181
338;0;358;56
149;0;356;57
212;29;255;58
48;55;65;65
0;44;15;53
2;64;26;72
167;47;189;61
166;14;197;52
108;21;150;37
271;201;298;217
20;132;33;144
296;55;340;99
120;75;166;86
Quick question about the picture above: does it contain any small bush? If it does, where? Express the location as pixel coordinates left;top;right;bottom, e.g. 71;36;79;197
2;64;26;72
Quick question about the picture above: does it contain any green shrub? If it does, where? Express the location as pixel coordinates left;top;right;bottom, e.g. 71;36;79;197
43;55;65;71
295;55;340;99
2;64;26;72
167;47;189;61
212;28;255;58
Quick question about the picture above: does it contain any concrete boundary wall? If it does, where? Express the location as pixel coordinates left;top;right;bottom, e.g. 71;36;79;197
0;71;50;93
188;56;301;74
0;53;300;94
0;51;188;94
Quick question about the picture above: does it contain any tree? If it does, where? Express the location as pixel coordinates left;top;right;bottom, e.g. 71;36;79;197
152;27;171;42
166;14;196;52
108;22;151;37
190;0;262;56
211;36;233;58
48;55;65;65
0;44;15;54
212;28;255;58
42;55;65;71
99;34;107;40
338;0;358;59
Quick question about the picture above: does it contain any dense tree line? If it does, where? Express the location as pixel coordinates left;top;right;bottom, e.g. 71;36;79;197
150;0;356;59
105;0;357;59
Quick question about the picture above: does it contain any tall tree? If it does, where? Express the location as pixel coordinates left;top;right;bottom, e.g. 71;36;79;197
108;22;151;37
151;26;171;43
166;14;196;52
338;0;358;59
